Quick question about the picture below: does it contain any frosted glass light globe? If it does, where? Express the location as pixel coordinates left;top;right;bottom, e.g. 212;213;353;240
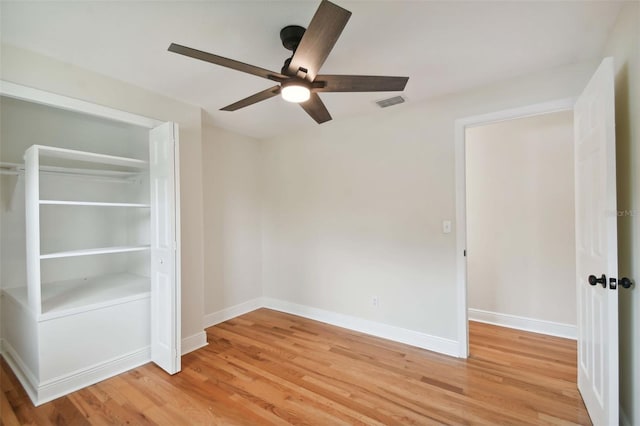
281;83;311;103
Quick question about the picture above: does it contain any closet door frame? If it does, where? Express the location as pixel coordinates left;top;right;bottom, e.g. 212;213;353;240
0;80;182;368
0;81;161;128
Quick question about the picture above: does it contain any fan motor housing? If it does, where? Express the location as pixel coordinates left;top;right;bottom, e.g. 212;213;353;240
280;25;306;51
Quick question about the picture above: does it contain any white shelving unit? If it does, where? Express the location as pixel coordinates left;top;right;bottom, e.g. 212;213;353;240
0;83;181;407
24;145;152;318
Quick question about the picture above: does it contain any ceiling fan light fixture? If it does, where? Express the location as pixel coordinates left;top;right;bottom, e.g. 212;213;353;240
281;81;311;103
168;1;409;124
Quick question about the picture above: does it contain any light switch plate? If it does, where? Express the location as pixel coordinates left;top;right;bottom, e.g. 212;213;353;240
443;220;452;234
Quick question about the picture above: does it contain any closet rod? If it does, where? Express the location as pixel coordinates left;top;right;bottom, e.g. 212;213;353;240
0;162;21;176
0;169;20;176
0;161;143;180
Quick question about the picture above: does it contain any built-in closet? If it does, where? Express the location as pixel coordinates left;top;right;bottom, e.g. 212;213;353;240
0;82;181;406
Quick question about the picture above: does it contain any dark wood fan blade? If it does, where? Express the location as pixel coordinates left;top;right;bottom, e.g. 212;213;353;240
313;75;409;92
287;1;351;81
169;43;287;82
220;86;281;111
300;93;332;123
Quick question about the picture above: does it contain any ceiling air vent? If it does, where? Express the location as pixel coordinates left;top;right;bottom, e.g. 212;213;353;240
376;96;405;108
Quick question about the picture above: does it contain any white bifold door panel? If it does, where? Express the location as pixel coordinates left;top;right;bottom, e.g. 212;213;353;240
149;122;181;374
574;57;618;426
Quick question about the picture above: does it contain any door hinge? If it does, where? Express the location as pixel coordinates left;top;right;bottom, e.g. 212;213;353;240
464;249;467;257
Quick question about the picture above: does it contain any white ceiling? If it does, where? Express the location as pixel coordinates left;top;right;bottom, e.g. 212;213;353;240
0;1;623;140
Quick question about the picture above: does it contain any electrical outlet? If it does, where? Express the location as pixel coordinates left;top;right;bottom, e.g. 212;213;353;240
372;296;379;308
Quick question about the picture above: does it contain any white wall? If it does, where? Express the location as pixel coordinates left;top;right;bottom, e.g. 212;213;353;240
465;111;576;328
0;44;206;345
602;2;640;425
260;60;598;341
202;115;262;318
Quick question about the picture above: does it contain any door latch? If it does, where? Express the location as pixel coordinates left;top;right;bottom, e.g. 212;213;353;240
604;277;633;290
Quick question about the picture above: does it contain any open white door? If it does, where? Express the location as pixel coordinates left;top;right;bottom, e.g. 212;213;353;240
574;57;618;426
149;121;181;374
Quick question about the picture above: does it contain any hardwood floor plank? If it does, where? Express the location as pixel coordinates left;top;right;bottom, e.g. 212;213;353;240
1;311;591;425
67;389;122;426
216;348;382;425
49;397;91;426
0;387;22;426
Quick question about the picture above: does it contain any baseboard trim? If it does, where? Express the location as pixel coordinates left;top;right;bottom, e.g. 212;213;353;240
203;298;264;328
182;331;208;355
37;347;151;406
0;338;39;404
468;308;576;340
263;298;460;357
1;338;150;406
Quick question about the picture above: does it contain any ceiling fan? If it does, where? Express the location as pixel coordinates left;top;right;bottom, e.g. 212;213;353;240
168;0;409;124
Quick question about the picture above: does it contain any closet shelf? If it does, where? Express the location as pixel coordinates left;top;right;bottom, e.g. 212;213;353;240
33;145;148;169
40;200;151;208
40;245;150;259
2;273;150;321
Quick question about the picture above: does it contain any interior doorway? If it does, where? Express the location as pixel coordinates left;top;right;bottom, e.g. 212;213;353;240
454;99;575;358
464;111;576;352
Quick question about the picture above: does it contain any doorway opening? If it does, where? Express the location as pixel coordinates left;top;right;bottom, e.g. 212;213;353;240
454;99;575;358
465;110;576;357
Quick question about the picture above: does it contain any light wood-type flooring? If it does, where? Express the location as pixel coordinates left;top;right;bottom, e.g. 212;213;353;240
2;308;591;425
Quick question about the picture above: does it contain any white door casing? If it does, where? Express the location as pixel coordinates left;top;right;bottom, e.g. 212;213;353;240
574;57;618;426
149;121;181;374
